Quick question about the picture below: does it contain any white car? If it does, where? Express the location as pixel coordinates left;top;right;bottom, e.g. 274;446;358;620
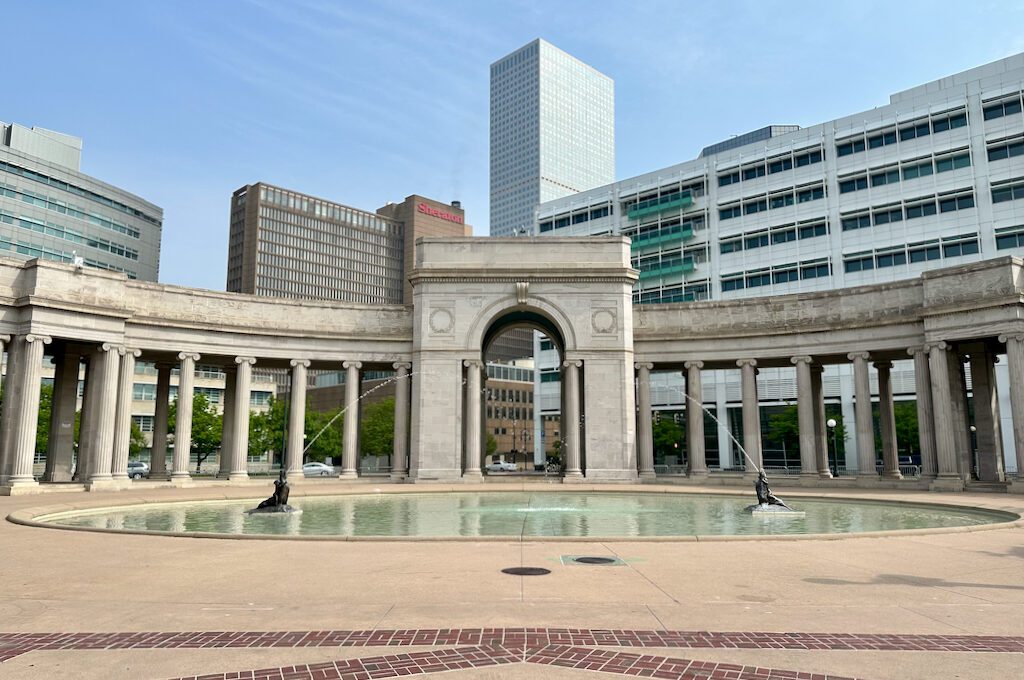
127;460;149;479
302;461;335;477
486;460;517;472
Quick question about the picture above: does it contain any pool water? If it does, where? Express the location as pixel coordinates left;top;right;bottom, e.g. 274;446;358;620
39;492;1015;538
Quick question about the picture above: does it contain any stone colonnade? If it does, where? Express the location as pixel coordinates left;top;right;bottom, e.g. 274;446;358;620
631;338;1024;489
0;341;414;492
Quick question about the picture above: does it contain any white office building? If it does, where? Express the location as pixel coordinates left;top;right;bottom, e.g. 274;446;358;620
534;53;1024;473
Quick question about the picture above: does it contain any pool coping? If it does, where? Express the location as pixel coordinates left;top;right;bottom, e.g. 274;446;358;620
8;483;1024;542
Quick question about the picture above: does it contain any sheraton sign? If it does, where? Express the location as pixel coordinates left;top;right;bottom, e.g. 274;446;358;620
417;202;464;224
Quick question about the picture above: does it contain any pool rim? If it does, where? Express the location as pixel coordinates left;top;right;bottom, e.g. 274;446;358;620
8;485;1023;542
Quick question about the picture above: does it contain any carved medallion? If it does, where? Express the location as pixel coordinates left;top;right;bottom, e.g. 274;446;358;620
428;308;454;334
591;308;617;334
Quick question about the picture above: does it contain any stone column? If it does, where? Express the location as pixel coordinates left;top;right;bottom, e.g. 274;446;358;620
111;347;140;482
927;342;963;488
150;362;172;479
219;366;236;477
171;352;200;483
848;352;876;478
970;348;1005;482
0;336;24;483
463;360;483;478
737;359;762;474
909;347;938;478
74;355;96;482
3;334;50;490
635;362;655;479
87;343;120;489
948;349;973;479
563;359;583;479
811;364;832;478
999;334;1024;482
874;361;901;479
391;362;411;480
286;359;310;477
792;356;818;478
229;356;255;481
0;335;7;395
685;361;707;477
44;349;80;482
340;360;361;479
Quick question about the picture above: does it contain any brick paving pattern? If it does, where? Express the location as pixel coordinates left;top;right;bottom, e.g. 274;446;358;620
1;627;1020;679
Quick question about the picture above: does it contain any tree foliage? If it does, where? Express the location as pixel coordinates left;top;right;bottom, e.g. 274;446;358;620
359;397;394;457
169;392;223;472
651;417;683;459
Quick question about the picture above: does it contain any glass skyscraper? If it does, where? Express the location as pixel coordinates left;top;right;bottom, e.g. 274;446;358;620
489;39;615;238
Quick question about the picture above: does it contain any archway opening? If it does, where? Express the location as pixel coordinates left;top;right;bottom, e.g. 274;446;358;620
480;309;566;476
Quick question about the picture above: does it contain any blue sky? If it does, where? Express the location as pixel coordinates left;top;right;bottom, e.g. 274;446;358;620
5;0;1024;290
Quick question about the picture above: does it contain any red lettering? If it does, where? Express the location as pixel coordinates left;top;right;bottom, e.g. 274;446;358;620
417;202;463;224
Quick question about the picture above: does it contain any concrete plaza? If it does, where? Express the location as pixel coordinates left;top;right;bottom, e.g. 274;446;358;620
1;482;1022;679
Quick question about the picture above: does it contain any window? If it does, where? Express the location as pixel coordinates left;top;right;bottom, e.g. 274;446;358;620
872;207;902;225
867;129;897;149
590;206;610;220
721;276;744;292
800;261;830;279
571;212;588;224
772;267;799;284
935;152;971;173
841;213;871;231
988;139;1024;161
938;193;974;212
992;180;1024;204
870;169;900;187
905;199;937;220
931;111;968;133
743;199;767;215
554;216;570;228
718;170;740;187
876;250;907;268
769;192;794;209
942;238;979;258
983;97;1022;121
772;227;797;244
995;227;1024;250
719;205;742;220
798;222;828;239
744;232;769;250
768;157;793;174
742;165;766;181
836;138;866;156
133;383;156;400
902;160;933;180
908;241;941;263
538;221;553;232
132;415;154;433
839;176;868;193
746;271;771;288
720;237;742;254
796;186;824;203
844;254;874;272
794;149;823;167
899;122;930;141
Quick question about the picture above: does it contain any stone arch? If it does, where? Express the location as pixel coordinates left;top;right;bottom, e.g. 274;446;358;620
466;296;577;357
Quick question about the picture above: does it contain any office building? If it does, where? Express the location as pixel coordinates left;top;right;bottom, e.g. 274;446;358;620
534;52;1024;468
489;38;615;360
227;184;468;304
0;122;162;281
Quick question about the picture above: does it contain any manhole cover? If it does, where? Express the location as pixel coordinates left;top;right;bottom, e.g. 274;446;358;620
501;567;551;576
573;556;617;565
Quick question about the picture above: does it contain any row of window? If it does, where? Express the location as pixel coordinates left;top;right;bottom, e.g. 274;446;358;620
487;406;533;421
0;234;136;278
995;224;1024;250
840;190;975;231
988;136;1024;162
983;94;1022;121
0;210;140;261
721;258;831;291
485;387;533;404
843;234;980;272
719;219;829;254
0;181;141;239
130;383;271;405
0;158;161;226
719;183;826;221
621;180;705;214
836;110;967;157
539;204;611;232
718;148;823;186
635;280;710;304
992;178;1024;204
838;151;971;194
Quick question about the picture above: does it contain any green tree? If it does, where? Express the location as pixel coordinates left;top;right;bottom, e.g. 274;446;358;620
486;433;497;457
893;401;920;457
249;396;287;463
169;393;223;473
766;405;800;460
652;417;683;460
129;420;146;457
34;383;54;454
304;406;343;463
360;397;394;457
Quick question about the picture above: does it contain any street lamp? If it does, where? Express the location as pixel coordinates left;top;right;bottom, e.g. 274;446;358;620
826;418;838;475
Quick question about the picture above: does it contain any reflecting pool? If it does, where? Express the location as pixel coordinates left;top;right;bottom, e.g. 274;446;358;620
36;492;1017;539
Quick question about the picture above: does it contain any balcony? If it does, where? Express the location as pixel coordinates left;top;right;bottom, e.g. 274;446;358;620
637;259;695;281
630;227;694;253
627;193;693;220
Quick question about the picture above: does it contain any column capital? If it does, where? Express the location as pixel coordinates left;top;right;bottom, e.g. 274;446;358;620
634;362;654;371
234;356;256;366
342;360;362;370
907;345;927;357
0;334;9;343
562;359;582;369
25;334;52;345
923;341;948;353
684;360;704;370
177;351;201;362
736;358;757;368
117;346;142;358
847;351;870;361
100;342;119;352
873;360;893;370
463;359;483;369
392;361;412;371
790;355;813;366
289;359;311;368
998;333;1024;344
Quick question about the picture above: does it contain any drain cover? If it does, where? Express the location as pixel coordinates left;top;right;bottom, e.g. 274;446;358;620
501;567;551;576
573;556;617;565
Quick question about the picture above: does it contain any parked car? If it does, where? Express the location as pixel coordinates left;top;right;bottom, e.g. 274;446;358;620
486;460;517;472
303;461;335;477
127;461;149;479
